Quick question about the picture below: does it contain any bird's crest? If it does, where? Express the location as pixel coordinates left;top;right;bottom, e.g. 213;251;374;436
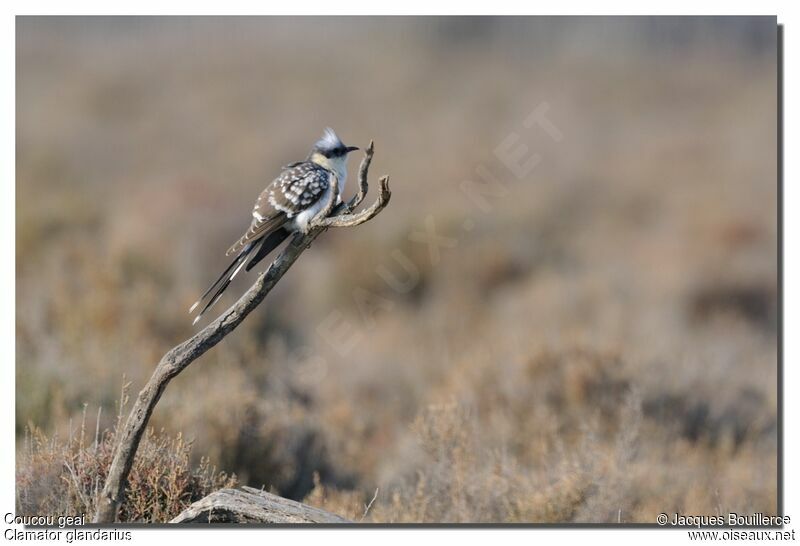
314;127;344;152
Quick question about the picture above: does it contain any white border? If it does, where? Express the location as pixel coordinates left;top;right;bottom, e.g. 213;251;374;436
2;4;795;546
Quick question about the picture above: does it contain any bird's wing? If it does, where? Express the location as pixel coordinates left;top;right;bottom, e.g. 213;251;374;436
225;214;285;257
225;163;331;256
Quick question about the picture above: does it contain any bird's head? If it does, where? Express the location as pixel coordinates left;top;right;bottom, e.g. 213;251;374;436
308;128;359;171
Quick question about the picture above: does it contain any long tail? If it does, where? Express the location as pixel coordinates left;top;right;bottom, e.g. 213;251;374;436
245;227;291;272
189;240;260;325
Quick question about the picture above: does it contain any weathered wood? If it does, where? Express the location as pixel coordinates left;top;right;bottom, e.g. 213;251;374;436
93;143;390;523
170;487;350;524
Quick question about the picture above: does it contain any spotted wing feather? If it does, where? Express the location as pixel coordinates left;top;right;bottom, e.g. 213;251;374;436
264;162;330;217
225;162;330;256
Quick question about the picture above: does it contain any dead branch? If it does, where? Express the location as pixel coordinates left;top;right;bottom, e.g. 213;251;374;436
314;176;391;228
93;142;391;523
170;486;350;524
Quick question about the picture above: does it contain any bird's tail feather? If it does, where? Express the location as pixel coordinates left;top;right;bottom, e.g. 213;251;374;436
245;227;291;272
189;240;259;325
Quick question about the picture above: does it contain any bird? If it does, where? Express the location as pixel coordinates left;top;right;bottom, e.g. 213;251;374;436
189;128;360;325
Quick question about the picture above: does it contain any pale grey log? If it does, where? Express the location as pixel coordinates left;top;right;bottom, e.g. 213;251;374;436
170;487;350;524
93;143;390;523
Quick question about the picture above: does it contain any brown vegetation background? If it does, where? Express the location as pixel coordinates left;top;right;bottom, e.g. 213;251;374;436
16;16;778;523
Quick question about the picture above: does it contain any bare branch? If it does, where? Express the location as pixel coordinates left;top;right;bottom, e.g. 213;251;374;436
347;140;374;211
313;176;391;229
360;487;379;522
94;143;391;523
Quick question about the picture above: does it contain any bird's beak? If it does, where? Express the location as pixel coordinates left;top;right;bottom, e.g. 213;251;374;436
346;146;360;153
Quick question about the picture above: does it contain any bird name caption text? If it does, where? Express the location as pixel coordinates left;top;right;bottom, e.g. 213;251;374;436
4;513;133;542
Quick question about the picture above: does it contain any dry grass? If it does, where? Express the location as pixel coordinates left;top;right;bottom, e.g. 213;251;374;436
16;387;237;522
16;17;777;523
